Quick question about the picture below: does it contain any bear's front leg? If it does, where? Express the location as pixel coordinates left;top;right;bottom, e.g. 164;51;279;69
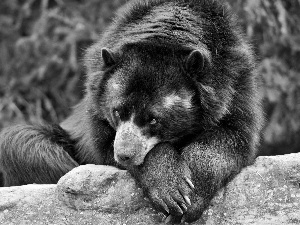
128;143;197;224
179;128;256;223
130;128;255;224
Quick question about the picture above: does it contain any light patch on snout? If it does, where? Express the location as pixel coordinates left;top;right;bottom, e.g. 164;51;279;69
162;90;193;109
114;116;159;166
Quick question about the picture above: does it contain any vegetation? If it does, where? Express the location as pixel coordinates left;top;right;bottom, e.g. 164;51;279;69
228;0;300;155
0;0;299;155
0;0;127;127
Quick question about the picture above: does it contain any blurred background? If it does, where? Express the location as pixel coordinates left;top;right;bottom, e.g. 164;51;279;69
0;0;299;186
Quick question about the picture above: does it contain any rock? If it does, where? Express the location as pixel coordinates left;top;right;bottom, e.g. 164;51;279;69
1;154;300;225
202;153;300;225
57;165;159;224
0;166;160;225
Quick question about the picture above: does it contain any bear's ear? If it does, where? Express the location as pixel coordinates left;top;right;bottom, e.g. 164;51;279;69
185;50;206;75
101;48;116;68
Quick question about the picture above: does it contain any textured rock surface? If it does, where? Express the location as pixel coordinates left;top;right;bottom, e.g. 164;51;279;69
1;154;300;225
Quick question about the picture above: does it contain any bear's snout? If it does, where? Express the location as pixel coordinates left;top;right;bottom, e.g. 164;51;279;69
114;138;143;164
113;119;159;166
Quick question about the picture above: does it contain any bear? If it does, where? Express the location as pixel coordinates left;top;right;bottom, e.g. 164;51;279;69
0;0;263;223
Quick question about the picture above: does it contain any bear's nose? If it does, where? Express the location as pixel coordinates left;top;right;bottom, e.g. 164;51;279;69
114;141;143;165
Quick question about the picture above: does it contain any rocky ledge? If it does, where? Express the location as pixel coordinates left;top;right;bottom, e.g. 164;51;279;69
1;153;300;225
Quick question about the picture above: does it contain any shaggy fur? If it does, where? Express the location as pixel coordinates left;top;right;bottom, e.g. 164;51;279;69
0;0;263;223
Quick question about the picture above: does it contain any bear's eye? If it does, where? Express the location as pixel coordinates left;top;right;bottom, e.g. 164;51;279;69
113;109;120;119
149;118;157;125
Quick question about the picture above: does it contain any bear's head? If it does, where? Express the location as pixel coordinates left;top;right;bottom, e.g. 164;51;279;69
86;42;226;167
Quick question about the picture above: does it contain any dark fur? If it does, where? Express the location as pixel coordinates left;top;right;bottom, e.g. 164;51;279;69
0;0;263;223
0;124;79;185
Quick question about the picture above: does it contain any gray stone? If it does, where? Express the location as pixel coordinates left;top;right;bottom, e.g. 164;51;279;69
0;153;300;225
202;154;300;225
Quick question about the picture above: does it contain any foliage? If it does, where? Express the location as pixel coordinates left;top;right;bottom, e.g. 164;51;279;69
228;0;300;154
0;0;127;128
0;0;299;155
